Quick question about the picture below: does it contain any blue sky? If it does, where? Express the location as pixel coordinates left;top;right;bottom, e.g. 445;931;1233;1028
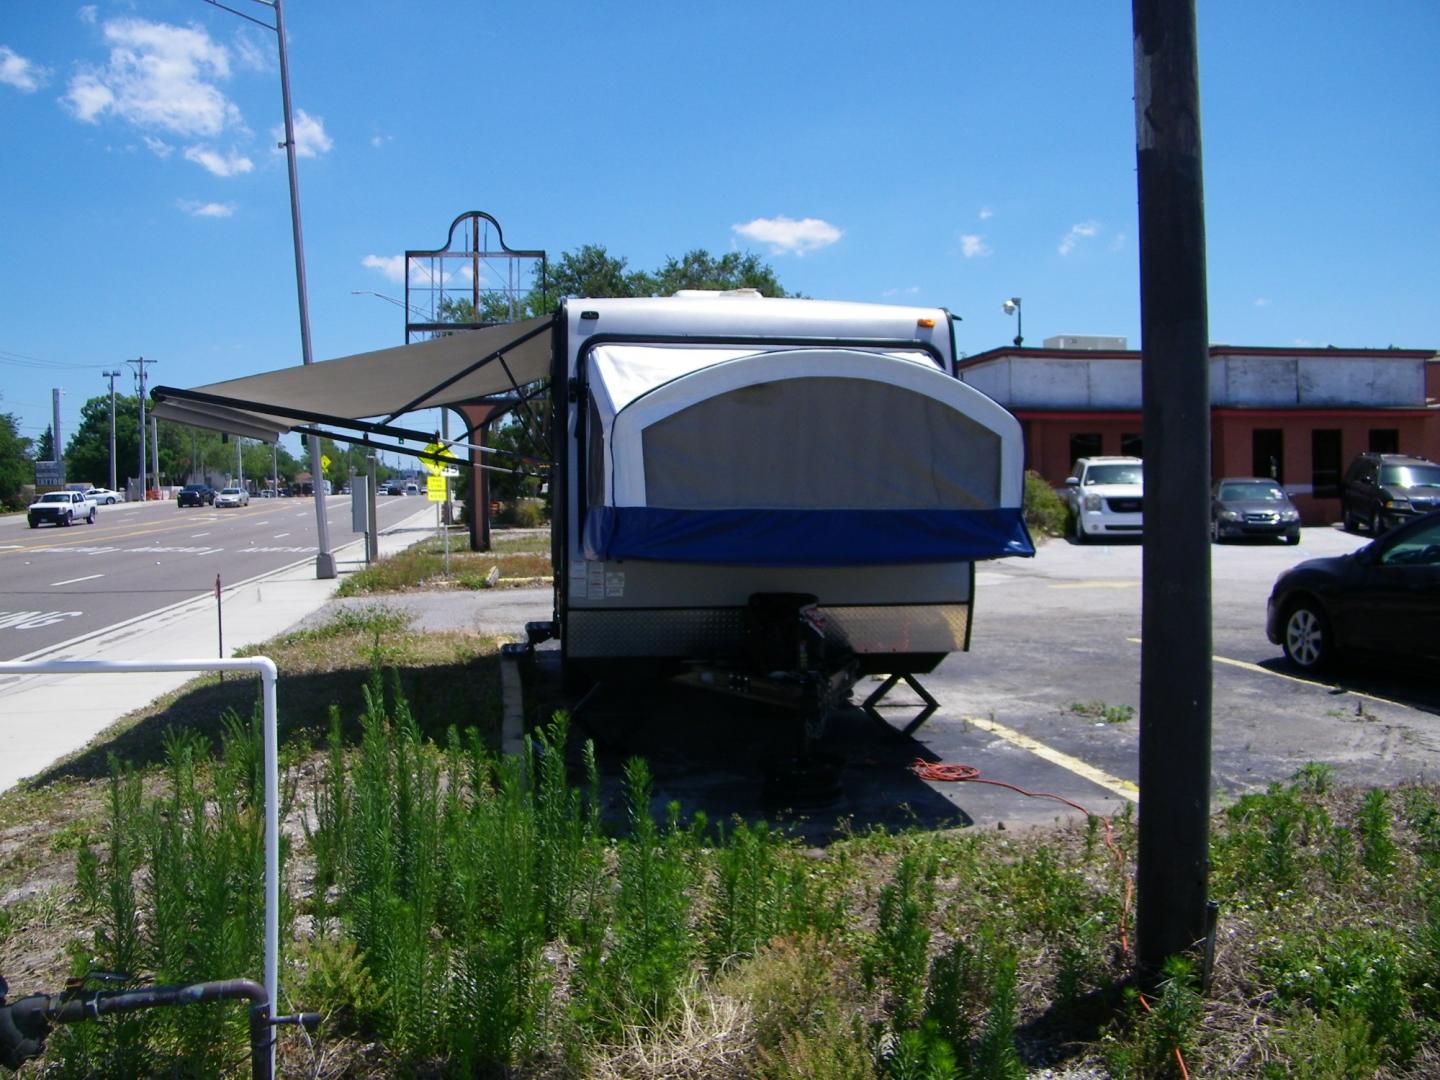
2;1;1437;456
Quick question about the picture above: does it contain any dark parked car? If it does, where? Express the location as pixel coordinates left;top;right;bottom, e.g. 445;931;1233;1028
1340;452;1440;535
1210;477;1301;544
1266;510;1440;673
177;484;215;507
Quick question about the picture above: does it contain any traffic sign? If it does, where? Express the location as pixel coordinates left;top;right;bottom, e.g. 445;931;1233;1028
426;475;447;501
422;441;460;476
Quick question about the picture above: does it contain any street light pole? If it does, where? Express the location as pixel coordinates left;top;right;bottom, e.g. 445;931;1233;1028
272;0;335;577
1003;297;1024;348
103;369;121;492
206;0;334;577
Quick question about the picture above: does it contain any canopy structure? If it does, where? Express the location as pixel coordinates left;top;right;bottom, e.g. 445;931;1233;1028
150;315;554;453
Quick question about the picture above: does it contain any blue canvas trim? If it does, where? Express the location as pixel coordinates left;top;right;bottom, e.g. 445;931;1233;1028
583;506;1035;566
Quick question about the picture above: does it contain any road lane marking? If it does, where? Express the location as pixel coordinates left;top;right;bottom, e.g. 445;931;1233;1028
1051;581;1139;589
49;574;104;587
190;532;211;538
1125;636;1401;708
273;533;290;539
960;714;1140;803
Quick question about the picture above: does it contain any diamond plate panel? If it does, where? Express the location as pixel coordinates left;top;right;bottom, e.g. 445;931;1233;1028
567;608;746;658
565;604;970;659
820;604;970;654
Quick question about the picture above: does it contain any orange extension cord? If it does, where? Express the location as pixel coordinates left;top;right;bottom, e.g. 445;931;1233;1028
910;758;1190;1080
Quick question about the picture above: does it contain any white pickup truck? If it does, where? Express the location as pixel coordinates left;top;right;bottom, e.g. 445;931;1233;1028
1064;456;1144;543
27;489;98;528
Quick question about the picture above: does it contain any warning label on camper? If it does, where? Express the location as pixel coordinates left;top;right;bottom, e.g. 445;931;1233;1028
605;571;625;598
586;562;605;599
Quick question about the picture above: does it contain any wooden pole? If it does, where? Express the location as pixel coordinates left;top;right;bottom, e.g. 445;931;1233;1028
1132;0;1214;977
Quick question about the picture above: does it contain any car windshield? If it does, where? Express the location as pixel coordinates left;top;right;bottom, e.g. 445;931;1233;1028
39;493;70;503
1219;482;1285;501
221;488;241;495
1379;463;1440;488
1085;465;1143;485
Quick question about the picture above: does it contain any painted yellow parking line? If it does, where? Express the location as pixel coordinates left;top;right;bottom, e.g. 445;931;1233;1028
960;714;1140;803
1125;637;1400;708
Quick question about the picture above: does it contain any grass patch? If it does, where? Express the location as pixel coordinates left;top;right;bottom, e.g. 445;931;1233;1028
5;629;1440;1078
338;528;552;596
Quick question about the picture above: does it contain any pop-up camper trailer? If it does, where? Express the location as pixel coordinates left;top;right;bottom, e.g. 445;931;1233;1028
151;291;1033;729
544;292;1033;721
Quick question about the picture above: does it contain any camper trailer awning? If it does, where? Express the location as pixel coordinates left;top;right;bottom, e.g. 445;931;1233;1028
150;315;554;442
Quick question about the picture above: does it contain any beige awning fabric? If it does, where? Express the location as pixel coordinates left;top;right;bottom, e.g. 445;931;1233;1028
151;315;554;442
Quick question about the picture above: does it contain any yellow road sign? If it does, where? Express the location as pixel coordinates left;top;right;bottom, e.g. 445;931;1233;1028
427;475;447;501
422;441;459;476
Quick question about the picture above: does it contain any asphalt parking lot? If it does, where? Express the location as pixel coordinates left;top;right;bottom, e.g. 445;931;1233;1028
528;525;1440;838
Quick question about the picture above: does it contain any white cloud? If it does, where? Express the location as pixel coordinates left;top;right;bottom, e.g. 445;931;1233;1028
1254;297;1272;308
1058;220;1101;256
177;198;236;218
978;206;994;220
882;286;922;297
78;5;98;24
363;254;406;283
64;17;239;137
370;133;392;149
232;30;269;73
960;234;992;258
143;134;172;158
732;215;842;256
0;46;48;92
272;108;332;158
183;145;253;176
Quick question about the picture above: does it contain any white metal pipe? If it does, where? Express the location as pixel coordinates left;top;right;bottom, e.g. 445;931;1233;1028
0;658;282;1029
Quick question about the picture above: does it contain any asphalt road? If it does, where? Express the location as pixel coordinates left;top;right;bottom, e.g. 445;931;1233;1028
0;493;427;661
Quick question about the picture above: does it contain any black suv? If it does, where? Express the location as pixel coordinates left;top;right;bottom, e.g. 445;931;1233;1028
177;484;215;507
1340;453;1440;535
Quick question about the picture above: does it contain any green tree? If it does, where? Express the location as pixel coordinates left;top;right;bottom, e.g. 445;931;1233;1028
0;412;33;509
651;249;791;296
36;425;54;461
64;395;139;488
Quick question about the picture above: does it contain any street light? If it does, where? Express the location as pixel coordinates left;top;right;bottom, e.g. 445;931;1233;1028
206;0;334;578
1002;297;1024;348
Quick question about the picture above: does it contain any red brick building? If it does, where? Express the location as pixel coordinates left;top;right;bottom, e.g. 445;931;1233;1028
956;342;1440;525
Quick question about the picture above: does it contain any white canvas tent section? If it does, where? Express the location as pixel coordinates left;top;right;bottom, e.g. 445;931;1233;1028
587;344;1022;511
150;315;553;441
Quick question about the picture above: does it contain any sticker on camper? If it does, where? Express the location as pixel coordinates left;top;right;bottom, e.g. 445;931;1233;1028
605;571;625;598
586;562;606;599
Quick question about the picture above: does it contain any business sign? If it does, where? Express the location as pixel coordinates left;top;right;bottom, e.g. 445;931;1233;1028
35;460;64;486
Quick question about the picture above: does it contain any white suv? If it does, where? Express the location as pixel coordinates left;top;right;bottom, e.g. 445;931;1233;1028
1064;456;1144;543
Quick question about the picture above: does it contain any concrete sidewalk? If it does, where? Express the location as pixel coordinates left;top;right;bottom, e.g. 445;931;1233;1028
0;509;439;792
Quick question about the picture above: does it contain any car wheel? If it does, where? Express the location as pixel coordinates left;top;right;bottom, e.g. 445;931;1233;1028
28;520;37;529
1071;512;1087;545
1341;509;1358;533
87;508;96;524
1209;519;1220;543
1282;600;1334;672
1369;509;1383;536
1284;529;1300;545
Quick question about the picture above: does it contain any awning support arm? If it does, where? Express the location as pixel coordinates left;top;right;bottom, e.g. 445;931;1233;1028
289;425;523;475
382;316;554;424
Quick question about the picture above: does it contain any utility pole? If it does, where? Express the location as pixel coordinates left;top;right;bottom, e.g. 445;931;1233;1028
274;0;335;577
103;370;121;491
1132;0;1214;978
128;357;153;499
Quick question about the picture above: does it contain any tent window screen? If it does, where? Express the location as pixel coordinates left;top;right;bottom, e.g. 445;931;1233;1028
639;377;1001;510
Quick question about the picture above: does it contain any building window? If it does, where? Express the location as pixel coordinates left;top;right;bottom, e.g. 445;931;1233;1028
1069;433;1102;468
1252;429;1284;483
1368;428;1399;454
1312;429;1342;498
1120;432;1143;458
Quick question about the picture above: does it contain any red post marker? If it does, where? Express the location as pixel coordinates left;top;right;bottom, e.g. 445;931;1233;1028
216;574;225;678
